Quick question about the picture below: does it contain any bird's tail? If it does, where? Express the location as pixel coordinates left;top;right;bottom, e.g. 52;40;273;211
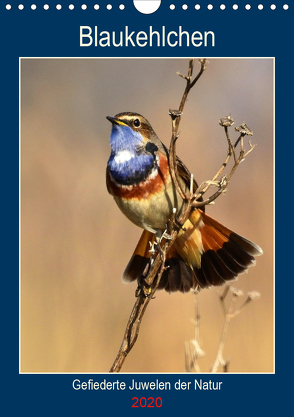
123;209;263;293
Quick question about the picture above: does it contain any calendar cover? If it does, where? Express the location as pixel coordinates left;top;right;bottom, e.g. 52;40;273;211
1;1;288;414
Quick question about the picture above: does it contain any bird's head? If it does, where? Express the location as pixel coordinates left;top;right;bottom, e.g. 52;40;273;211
106;112;159;153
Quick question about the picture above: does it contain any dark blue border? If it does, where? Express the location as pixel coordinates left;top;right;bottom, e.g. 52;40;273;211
2;1;289;415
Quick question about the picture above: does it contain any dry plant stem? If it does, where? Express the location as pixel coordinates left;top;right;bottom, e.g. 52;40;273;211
194;294;201;344
192;124;256;207
185;293;203;372
186;286;260;373
185;343;192;372
169;59;207;201
210;286;237;372
209;286;260;373
109;59;257;373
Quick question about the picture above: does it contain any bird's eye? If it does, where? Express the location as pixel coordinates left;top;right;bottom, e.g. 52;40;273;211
133;118;141;127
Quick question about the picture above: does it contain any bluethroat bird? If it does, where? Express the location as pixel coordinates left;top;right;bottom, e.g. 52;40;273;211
106;112;263;293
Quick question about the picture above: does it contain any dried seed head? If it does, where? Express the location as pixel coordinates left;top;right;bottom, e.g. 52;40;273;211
199;58;208;70
219;115;234;127
230;286;244;297
169;109;182;119
247;291;261;301
235;122;253;136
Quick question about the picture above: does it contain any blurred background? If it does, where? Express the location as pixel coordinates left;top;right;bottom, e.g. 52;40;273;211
21;58;273;373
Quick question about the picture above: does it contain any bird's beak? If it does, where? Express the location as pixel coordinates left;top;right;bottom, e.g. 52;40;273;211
106;116;128;126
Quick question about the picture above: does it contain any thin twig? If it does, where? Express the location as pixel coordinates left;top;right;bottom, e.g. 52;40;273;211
210;286;239;373
185;292;205;372
169;59;208;201
210;286;260;373
185;285;260;373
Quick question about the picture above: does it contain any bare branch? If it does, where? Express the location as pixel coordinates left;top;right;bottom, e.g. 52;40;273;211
169;59;208;202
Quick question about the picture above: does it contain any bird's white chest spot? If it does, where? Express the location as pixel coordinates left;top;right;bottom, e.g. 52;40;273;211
114;150;134;164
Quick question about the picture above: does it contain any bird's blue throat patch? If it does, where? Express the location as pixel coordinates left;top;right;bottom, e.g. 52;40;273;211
107;124;157;185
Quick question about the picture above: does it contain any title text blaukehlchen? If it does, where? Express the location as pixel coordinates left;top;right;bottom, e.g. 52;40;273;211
80;26;215;48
